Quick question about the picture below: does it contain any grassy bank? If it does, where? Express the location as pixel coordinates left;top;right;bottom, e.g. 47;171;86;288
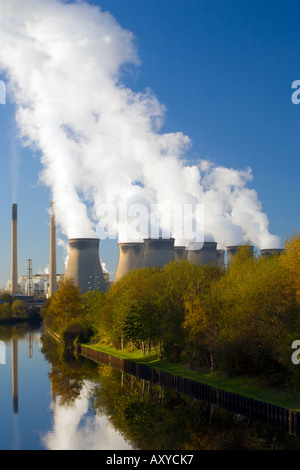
81;342;300;411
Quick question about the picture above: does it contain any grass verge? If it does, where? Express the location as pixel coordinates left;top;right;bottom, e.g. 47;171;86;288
82;342;300;411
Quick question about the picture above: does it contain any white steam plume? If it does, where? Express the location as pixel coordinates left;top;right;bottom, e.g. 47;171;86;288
0;0;281;250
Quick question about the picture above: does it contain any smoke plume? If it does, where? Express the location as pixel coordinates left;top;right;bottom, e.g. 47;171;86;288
0;0;281;250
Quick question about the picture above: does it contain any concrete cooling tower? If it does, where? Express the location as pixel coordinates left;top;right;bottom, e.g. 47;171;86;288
226;245;254;267
64;238;106;294
260;248;283;257
189;242;218;265
216;249;225;269
114;242;145;282
143;238;175;268
174;246;188;261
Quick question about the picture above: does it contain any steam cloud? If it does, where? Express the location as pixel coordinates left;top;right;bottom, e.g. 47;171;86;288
0;0;281;250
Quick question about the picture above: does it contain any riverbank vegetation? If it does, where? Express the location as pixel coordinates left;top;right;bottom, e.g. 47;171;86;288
0;294;41;323
42;234;300;391
40;330;300;450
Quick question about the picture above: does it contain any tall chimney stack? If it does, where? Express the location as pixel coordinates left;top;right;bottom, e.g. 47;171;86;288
49;201;57;297
11;203;18;295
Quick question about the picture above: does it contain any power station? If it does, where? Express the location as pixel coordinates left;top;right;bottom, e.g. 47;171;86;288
260;248;284;257
226;245;254;267
11;204;18;295
114;242;145;282
174;246;188;261
64;238;107;294
7;203;284;292
216;249;225;269
189;241;218;266
143;238;175;268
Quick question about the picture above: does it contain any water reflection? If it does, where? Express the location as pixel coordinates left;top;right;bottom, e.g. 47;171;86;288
42;382;132;450
2;324;300;450
8;326;42;415
11;337;18;414
41;333;300;451
41;333;132;450
0;324;131;450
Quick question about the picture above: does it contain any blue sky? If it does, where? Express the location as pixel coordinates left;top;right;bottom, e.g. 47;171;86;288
0;0;299;288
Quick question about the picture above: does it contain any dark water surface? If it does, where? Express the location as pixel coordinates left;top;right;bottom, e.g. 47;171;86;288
1;323;300;451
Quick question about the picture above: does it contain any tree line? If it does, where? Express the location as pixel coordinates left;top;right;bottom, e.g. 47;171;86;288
0;294;40;322
41;332;300;450
42;234;300;387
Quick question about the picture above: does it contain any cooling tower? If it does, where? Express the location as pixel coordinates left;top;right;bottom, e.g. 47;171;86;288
11;204;18;295
143;238;175;268
174;246;188;261
226;245;254;267
64;238;107;294
260;248;284;257
217;249;225;269
49;201;57;297
114;242;145;282
189;242;218;265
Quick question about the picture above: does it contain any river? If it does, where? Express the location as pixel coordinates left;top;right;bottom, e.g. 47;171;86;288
1;323;300;451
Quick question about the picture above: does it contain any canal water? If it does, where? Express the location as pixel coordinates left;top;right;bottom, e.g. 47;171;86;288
1;323;300;451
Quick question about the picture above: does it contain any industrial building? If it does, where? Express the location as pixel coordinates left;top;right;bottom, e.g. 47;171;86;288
143;237;175;268
7;203;284;292
64;238;107;294
6;273;65;298
115;242;145;283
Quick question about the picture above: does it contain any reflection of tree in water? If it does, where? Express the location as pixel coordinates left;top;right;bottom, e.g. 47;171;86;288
90;364;300;451
40;334;300;450
49;367;85;407
0;323;35;342
41;332;98;407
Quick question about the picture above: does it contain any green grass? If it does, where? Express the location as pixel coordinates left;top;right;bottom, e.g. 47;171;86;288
82;342;300;411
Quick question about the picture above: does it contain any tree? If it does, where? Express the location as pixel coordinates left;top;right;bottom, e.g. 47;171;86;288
0;302;11;321
11;300;27;318
105;267;166;352
82;290;106;338
43;279;84;334
0;293;13;305
215;244;296;380
182;263;223;371
281;234;300;305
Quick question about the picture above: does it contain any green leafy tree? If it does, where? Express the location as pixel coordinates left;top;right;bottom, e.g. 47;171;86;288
162;260;222;363
11;300;27;318
106;267;166;352
82;290;106;339
216;244;296;381
0;302;11;321
43;279;84;335
183;263;222;371
281;234;300;306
